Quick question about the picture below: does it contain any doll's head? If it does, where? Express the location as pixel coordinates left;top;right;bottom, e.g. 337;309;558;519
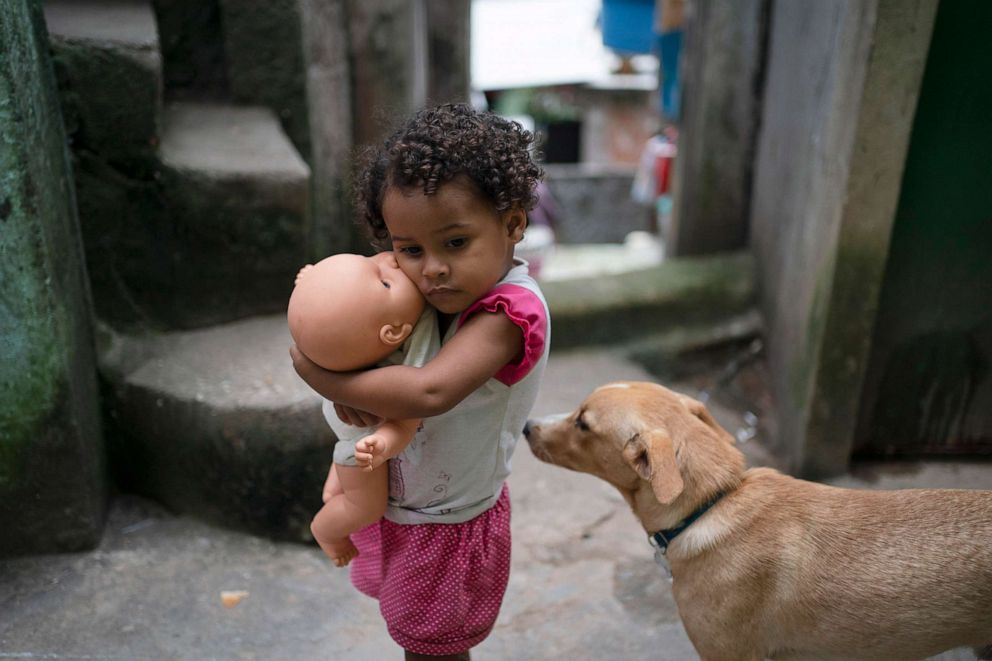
355;103;543;249
287;252;425;372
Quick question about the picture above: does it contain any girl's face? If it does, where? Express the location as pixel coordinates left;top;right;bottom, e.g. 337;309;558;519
383;177;526;315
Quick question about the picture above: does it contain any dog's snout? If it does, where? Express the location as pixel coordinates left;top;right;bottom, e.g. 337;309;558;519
524;413;569;441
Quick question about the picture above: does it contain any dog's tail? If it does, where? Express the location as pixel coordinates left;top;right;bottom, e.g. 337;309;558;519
975;644;992;660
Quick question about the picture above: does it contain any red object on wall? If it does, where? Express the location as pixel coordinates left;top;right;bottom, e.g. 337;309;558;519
655;139;677;195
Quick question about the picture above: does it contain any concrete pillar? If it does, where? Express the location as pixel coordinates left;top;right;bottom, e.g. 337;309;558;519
347;0;421;148
668;0;767;257
300;0;355;256
0;0;105;555
307;0;469;254
426;0;470;106
749;0;938;477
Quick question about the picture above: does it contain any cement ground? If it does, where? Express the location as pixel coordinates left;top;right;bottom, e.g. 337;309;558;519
2;346;989;660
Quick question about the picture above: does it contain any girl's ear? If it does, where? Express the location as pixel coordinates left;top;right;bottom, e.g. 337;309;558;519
504;207;528;244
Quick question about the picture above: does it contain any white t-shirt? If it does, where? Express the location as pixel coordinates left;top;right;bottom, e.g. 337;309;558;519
324;259;550;524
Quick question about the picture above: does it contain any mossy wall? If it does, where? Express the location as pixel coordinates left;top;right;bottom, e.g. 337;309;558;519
0;0;105;556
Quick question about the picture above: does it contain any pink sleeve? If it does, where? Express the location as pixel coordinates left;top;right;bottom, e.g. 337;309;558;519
458;284;548;386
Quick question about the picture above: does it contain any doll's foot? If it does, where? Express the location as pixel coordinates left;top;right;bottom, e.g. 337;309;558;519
324;536;359;567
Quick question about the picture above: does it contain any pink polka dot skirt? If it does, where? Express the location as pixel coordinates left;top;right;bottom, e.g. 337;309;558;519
350;484;512;655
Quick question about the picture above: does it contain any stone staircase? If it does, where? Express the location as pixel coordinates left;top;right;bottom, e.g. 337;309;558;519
44;0;328;540
42;0;759;542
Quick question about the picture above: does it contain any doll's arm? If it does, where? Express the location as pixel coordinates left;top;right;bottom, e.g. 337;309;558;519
290;311;523;419
353;418;420;471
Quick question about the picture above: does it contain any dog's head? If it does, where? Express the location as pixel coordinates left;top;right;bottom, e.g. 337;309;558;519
523;381;740;506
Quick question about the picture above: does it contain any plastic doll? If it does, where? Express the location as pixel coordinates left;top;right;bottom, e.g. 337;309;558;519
288;251;438;566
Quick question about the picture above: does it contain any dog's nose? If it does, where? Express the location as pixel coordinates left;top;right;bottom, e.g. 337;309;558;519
523;420;533;439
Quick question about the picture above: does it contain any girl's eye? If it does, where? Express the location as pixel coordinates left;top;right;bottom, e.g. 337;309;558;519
399;246;422;256
447;237;467;249
381;280;391;289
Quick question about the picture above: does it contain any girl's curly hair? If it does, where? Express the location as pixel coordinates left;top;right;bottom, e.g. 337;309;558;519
355;103;543;246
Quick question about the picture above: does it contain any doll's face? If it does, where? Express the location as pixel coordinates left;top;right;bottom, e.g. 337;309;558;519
355;251;425;317
287;252;425;371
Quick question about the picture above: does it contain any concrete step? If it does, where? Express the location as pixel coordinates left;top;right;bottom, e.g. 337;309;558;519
44;0;162;172
98;252;756;538
79;101;311;330
541;250;756;349
98;315;331;541
156;101;311;327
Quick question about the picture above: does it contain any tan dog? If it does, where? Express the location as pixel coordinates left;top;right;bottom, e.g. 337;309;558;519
523;381;992;661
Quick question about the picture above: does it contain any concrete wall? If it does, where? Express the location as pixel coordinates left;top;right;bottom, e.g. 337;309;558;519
0;0;105;555
750;0;937;476
669;0;767;256
544;164;652;244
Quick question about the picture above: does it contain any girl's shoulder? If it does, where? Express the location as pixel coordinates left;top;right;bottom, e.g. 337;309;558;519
468;260;548;314
455;261;549;386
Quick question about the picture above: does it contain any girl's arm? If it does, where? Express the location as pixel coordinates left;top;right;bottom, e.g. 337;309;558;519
290;310;524;419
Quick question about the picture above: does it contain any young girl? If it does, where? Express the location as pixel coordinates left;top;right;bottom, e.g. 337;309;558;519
290;103;550;660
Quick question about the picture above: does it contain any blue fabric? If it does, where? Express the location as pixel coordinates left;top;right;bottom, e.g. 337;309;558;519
601;0;656;55
656;31;682;119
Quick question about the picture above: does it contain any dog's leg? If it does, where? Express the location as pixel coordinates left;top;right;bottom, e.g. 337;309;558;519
975;644;992;660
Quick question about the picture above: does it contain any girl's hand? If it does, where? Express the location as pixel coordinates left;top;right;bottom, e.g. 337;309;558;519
289;343;317;378
334;403;382;428
290;345;383;425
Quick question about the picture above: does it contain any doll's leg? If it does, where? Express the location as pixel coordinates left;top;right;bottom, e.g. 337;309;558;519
322;462;343;503
310;464;388;567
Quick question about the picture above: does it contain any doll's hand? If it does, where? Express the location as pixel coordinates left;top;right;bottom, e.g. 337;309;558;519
295;264;314;285
355;434;388;472
334;403;382;428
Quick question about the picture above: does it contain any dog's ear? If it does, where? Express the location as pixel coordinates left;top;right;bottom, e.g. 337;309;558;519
680;395;736;446
622;430;684;504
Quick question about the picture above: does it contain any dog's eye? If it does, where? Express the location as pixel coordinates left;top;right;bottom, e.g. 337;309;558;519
575;413;590;432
